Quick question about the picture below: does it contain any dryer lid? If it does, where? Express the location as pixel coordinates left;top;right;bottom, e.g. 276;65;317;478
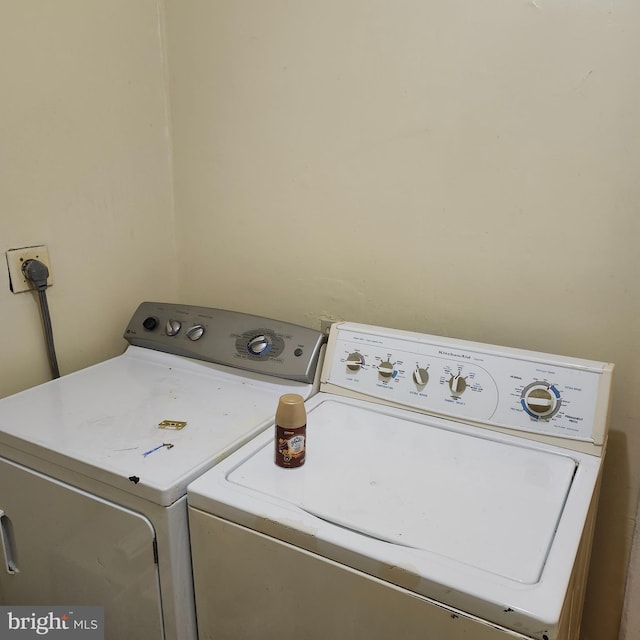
0;347;314;506
227;398;577;583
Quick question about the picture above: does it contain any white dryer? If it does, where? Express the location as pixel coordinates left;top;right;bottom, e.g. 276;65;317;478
187;321;613;640
0;302;326;640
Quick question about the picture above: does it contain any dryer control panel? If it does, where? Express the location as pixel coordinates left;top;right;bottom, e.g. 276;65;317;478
321;322;613;445
124;302;326;383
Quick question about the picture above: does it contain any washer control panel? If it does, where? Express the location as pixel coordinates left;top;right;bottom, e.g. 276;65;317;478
322;322;613;443
124;302;326;383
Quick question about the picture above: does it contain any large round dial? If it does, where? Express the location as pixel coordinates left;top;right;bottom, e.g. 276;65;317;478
237;329;284;358
247;334;271;355
521;382;561;419
346;353;364;372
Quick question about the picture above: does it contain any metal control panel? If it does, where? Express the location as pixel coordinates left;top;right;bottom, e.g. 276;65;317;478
321;322;614;445
124;302;326;383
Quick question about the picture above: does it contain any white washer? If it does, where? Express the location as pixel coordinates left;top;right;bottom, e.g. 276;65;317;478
188;321;614;640
0;302;326;640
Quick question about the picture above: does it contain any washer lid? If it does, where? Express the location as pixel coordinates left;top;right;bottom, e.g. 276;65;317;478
226;398;576;583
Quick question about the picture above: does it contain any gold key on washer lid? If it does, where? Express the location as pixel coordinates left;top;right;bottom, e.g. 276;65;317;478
158;420;187;430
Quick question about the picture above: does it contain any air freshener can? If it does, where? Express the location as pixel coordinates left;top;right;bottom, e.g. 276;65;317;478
275;393;306;468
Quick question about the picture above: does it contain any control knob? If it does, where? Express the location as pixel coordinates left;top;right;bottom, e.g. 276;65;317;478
378;360;395;379
449;373;467;397
248;334;271;355
413;367;429;387
346;353;364;372
521;382;561;419
165;319;181;336
187;325;205;341
142;316;158;331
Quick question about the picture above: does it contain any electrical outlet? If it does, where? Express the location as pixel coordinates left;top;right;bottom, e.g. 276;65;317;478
320;318;340;334
6;245;53;293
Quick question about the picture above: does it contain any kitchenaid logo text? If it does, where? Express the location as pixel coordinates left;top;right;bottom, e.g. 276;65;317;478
1;607;103;639
438;349;471;359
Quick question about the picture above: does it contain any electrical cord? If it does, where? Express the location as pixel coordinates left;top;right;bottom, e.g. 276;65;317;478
21;259;60;379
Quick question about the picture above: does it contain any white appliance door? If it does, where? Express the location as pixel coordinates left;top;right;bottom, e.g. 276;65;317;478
189;509;528;640
0;457;163;640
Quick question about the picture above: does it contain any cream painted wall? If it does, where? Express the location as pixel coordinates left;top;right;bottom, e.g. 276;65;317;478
1;1;638;638
619;495;640;639
164;2;640;639
0;0;178;398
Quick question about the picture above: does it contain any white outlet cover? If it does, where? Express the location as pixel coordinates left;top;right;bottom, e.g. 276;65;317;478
6;245;53;293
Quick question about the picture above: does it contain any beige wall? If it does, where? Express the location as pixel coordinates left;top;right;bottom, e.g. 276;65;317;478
619;495;640;639
0;0;178;397
164;2;639;638
1;1;638;638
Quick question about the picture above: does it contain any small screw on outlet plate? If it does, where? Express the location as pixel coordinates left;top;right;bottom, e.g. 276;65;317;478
5;245;53;294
